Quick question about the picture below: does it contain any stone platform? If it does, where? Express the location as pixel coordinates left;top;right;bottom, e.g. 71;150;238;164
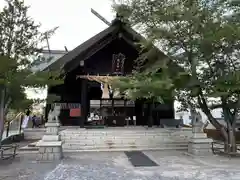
60;127;192;152
23;128;46;140
37;141;63;161
21;127;195;153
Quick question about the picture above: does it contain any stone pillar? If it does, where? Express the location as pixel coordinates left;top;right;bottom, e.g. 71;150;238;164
37;105;63;161
188;119;213;156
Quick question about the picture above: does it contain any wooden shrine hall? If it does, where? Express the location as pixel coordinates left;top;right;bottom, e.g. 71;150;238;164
44;17;178;128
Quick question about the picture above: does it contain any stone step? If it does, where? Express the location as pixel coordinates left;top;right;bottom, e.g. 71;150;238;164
61;133;171;137
18;144;188;154
62;144;188;152
19;146;39;151
60;132;173;136
62;144;188;149
19;141;39;151
62;138;185;145
18;151;39;155
23;128;46;140
62;138;188;143
18;146;39;155
62;136;178;140
63;141;187;148
60;130;171;135
60;135;172;140
60;133;171;137
18;141;39;154
61;137;188;142
63;141;188;145
61;129;171;132
61;129;169;131
62;136;172;138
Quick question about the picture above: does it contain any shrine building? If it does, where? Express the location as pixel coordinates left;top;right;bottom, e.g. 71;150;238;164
44;17;181;128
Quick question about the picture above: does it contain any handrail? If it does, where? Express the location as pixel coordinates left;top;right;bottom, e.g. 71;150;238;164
2;112;24;140
4;112;23;126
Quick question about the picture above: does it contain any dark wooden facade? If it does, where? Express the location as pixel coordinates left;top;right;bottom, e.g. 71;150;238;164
45;18;175;127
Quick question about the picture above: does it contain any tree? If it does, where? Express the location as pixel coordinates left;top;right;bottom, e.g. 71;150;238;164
113;0;240;152
0;0;62;143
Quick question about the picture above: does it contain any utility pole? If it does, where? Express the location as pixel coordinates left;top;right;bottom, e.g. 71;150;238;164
45;32;51;53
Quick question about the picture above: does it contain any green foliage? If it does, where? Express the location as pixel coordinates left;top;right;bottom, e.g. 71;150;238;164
112;68;176;103
113;0;240;127
0;0;63;114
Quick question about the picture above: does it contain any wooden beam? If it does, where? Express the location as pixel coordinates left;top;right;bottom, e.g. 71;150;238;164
91;9;111;26
65;34;118;72
82;36;117;62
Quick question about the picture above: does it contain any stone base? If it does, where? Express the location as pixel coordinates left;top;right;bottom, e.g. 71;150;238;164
188;133;213;156
37;141;63;161
45;122;61;127
45;123;59;135
42;135;60;141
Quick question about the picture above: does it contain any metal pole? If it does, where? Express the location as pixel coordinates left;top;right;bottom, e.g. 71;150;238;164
19;114;23;134
45;33;51;53
6;121;10;137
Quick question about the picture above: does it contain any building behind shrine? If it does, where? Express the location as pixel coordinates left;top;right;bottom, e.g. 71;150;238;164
43;17;181;128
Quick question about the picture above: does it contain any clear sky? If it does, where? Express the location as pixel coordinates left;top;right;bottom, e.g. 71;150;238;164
23;0;115;50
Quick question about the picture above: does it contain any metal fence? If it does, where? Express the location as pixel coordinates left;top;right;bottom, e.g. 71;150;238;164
2;112;24;140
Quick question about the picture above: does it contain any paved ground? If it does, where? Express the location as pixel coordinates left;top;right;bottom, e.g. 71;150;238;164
1;150;240;180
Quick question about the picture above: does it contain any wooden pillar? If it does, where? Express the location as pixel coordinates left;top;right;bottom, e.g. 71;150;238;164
147;102;154;127
80;79;87;128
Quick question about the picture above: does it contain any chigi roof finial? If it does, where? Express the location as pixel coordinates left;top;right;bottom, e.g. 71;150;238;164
111;12;126;26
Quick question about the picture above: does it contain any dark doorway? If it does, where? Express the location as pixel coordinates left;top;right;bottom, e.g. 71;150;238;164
88;83;102;100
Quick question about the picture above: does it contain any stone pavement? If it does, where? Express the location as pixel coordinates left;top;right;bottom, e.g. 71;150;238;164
1;150;240;180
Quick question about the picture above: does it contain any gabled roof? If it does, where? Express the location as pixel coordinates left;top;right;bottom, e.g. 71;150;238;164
44;18;172;73
44;26;117;71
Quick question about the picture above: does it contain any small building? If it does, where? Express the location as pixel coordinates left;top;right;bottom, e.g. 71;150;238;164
44;17;179;127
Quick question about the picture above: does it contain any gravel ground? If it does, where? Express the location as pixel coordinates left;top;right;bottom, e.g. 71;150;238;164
1;151;240;180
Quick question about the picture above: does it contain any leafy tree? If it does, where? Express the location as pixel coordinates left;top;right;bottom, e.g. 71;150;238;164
0;0;62;143
113;0;240;152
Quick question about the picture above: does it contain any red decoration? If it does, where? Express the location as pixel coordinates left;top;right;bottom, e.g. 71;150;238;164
70;108;81;117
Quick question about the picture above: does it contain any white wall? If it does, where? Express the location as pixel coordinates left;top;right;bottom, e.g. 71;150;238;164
174;101;223;125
